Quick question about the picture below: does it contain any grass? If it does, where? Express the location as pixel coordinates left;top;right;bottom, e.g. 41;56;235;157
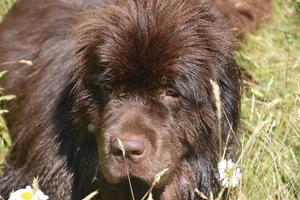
0;0;15;21
0;0;299;199
0;0;15;173
233;0;300;199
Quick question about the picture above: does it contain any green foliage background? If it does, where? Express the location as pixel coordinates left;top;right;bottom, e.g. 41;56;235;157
0;0;15;173
0;0;299;199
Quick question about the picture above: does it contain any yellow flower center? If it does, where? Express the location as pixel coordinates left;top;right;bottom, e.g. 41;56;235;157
225;168;233;179
21;191;33;200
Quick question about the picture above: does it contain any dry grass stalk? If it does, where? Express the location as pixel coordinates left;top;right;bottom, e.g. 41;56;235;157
141;168;169;200
116;138;135;200
82;190;99;200
195;188;209;199
32;177;40;193
210;79;223;158
0;59;33;66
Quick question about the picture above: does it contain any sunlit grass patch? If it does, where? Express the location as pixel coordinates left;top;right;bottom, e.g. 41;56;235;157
234;0;300;199
0;0;16;173
0;0;15;21
0;70;13;172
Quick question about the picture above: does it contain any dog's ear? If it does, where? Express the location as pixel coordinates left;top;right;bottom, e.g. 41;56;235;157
216;58;242;158
71;9;107;91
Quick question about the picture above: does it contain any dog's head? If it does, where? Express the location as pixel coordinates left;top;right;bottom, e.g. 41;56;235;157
72;0;241;188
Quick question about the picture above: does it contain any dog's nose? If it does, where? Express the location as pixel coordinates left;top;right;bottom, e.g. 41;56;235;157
111;137;147;161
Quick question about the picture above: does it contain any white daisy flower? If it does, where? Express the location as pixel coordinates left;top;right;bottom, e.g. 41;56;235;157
8;186;49;200
218;159;241;188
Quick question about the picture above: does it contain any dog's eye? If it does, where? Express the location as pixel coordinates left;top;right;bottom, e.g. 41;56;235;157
165;88;179;97
160;88;179;106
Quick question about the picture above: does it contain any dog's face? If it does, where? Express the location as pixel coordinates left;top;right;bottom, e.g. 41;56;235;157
98;71;187;185
73;0;240;188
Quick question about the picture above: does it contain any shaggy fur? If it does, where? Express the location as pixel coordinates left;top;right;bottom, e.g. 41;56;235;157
0;0;268;199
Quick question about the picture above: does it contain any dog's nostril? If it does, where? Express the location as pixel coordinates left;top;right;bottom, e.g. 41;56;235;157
131;150;143;156
111;148;124;157
111;138;147;161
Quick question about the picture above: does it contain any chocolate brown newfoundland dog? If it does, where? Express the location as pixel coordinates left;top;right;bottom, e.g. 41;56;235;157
0;0;270;199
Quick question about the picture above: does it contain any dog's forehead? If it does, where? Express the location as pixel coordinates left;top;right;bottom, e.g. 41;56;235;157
99;37;209;89
98;28;187;84
98;30;188;85
91;1;217;83
107;64;176;88
98;31;211;93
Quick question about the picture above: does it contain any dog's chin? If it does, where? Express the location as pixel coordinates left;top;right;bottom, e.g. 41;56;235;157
100;163;172;189
103;169;154;186
117;177;166;199
118;176;151;188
